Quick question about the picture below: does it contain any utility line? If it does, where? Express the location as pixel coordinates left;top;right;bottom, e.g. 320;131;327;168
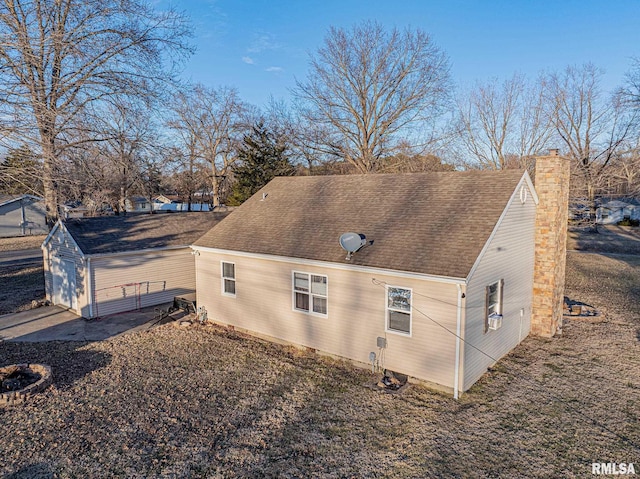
372;277;640;452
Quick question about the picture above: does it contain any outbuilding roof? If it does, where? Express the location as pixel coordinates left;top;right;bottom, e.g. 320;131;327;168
0;194;43;208
63;211;230;255
194;170;530;279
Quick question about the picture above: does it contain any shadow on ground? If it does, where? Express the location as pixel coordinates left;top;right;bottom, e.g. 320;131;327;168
568;225;640;256
0;342;111;392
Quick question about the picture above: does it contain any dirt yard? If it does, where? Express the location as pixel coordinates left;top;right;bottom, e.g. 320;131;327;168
0;230;638;477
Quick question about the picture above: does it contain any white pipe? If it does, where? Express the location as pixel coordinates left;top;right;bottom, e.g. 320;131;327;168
454;284;463;400
87;257;93;318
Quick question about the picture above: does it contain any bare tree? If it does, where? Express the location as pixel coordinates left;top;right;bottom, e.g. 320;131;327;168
264;98;334;174
377;141;455;173
0;0;191;225
609;142;640;197
166;91;206;210
168;84;251;206
621;58;640;108
96;100;160;213
293;21;451;173
455;73;553;170
545;64;638;229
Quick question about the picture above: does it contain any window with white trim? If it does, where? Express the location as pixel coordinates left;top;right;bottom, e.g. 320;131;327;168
221;261;236;296
484;279;504;332
293;272;328;315
386;286;412;335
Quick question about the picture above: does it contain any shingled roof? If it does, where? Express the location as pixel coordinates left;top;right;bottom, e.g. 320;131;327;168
194;170;529;279
64;211;230;255
0;194;43;207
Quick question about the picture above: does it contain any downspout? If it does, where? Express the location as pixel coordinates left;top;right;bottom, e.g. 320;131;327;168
87;257;93;318
20;199;26;235
454;284;463;399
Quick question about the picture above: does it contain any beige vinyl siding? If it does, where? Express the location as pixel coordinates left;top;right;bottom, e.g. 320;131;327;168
43;225;85;315
462;181;537;391
90;248;195;318
196;251;461;390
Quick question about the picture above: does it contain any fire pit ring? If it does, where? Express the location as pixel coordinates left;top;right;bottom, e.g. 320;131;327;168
0;364;53;407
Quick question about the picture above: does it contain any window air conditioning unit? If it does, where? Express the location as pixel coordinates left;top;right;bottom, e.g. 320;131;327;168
488;313;503;331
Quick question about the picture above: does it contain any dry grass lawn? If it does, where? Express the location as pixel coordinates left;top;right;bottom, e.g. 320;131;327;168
0;265;45;315
0;249;638;477
0;234;47;252
0;235;47;315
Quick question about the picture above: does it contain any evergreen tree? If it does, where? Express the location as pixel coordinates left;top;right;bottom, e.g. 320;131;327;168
0;145;43;195
227;122;294;205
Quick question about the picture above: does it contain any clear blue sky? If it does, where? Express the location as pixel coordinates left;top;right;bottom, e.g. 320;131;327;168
167;0;640;108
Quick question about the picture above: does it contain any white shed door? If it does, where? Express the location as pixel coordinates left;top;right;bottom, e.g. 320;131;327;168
52;257;77;310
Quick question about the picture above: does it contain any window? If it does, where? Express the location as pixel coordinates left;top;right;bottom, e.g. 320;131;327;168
293;272;328;315
485;279;504;332
386;286;412;335
221;262;236;296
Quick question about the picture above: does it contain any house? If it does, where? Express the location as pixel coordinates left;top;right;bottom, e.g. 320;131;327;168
193;151;568;397
125;196;152;213
0;194;48;237
42;212;229;318
153;194;180;205
153;194;211;212
596;198;640;224
60;201;89;219
192;152;569;397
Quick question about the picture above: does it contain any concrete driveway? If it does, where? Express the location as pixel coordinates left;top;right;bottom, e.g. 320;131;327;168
0;304;181;342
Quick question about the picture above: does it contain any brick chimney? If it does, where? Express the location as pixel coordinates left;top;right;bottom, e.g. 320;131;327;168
531;149;570;337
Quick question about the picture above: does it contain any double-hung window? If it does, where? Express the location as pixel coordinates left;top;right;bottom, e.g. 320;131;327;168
485;279;504;332
293;272;328;316
386;286;412;335
221;261;236;296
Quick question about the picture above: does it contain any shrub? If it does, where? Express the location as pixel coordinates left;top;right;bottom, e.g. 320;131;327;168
617;218;640;227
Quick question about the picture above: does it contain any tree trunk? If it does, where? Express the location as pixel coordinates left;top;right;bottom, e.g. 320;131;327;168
211;172;220;208
587;180;599;233
119;184;127;216
41;137;58;227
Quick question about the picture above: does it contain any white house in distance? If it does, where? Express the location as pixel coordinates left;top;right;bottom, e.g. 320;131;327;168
596;198;640;224
191;153;570;397
42;212;229;318
153;194;211;212
0;194;48;237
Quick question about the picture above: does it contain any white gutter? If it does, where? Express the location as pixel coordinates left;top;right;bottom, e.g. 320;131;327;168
191;245;466;285
454;284;463;400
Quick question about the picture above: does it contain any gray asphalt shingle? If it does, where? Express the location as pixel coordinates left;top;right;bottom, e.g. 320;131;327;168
195;171;527;278
65;211;231;255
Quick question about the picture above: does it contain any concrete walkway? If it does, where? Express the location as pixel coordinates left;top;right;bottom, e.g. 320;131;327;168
0;304;181;342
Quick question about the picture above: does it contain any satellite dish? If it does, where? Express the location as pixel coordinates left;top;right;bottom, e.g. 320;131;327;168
339;232;366;260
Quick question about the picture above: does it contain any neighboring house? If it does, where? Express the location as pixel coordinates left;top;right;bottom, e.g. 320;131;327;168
0;194;48;237
60;201;89;219
153;194;179;205
125;196;152;213
596;198;640;224
42;212;229;318
191;159;566;397
153;194;211;212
